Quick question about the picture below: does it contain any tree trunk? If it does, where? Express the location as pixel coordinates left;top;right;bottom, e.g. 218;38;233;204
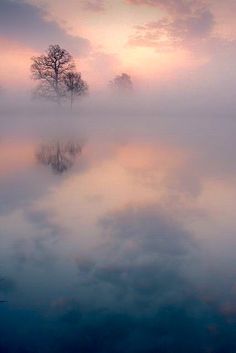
70;91;73;111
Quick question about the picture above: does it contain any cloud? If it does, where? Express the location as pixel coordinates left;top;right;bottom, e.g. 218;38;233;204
101;204;193;256
126;0;205;15
128;6;214;51
82;0;105;12
42;201;236;352
80;51;121;89
10;211;63;268
0;166;58;215
26;208;65;238
125;0;236;101
0;0;90;54
74;204;196;314
1;199;236;353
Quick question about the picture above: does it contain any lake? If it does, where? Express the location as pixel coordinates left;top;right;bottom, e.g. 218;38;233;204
1;104;236;353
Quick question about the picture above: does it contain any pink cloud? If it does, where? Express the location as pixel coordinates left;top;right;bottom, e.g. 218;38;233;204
83;0;105;12
125;0;199;15
128;8;214;50
0;37;36;89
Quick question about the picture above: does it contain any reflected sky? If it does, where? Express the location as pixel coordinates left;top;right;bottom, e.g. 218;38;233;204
1;108;236;353
1;0;236;350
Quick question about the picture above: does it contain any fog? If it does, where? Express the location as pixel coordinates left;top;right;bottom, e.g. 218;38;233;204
1;84;236;352
1;0;236;349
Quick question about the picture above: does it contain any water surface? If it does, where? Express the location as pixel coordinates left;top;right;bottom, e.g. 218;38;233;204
1;107;236;353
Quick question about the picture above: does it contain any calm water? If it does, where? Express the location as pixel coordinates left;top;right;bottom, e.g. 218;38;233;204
1;108;236;353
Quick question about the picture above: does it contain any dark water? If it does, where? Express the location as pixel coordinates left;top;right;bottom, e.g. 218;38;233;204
1;109;236;353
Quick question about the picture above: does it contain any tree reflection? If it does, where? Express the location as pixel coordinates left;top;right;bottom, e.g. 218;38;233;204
36;140;82;174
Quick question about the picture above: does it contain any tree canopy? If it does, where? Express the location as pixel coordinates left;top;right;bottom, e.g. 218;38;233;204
109;73;133;94
63;71;88;108
31;44;88;105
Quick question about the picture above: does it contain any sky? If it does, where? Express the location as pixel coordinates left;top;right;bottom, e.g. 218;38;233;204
2;2;236;352
1;0;236;91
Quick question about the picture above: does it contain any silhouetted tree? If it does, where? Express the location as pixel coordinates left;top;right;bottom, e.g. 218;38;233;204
31;44;75;104
109;73;133;94
64;71;89;109
36;140;82;174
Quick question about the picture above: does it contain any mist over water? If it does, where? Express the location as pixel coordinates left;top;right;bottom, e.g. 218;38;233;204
1;91;236;353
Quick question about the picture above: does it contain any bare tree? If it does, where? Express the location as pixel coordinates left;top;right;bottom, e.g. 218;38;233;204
36;140;82;174
64;71;89;109
109;73;133;94
31;44;75;104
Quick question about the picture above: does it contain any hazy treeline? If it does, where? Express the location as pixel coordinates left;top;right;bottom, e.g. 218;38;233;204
30;44;133;108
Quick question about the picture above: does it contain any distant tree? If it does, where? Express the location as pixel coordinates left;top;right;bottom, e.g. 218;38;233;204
109;73;133;94
36;140;82;174
31;44;75;104
64;71;89;109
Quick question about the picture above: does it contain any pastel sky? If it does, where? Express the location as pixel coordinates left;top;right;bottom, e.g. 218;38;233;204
1;0;236;90
2;4;236;353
